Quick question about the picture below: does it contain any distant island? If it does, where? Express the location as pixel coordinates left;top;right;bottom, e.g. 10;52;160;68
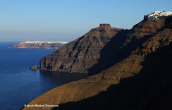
9;41;68;49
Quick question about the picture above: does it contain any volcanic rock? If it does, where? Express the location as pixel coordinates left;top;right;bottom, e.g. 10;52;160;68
40;24;122;73
40;11;169;74
22;11;172;110
30;65;38;70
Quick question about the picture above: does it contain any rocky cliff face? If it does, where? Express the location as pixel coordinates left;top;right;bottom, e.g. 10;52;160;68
40;24;122;73
22;11;172;110
40;11;169;74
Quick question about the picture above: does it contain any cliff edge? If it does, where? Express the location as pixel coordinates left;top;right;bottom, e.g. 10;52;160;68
40;24;122;73
40;11;170;74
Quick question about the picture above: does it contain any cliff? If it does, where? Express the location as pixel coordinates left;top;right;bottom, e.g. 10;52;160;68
22;11;172;110
40;24;122;73
40;11;168;74
9;41;68;49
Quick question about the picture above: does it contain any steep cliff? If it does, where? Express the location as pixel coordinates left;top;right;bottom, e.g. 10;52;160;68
40;11;168;74
22;11;172;110
40;24;122;73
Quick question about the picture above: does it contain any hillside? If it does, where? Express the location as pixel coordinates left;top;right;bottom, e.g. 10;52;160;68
40;11;169;75
22;11;172;110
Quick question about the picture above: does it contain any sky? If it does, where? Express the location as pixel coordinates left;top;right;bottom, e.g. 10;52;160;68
0;0;172;42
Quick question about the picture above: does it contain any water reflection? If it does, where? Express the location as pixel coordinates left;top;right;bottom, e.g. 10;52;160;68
39;70;88;84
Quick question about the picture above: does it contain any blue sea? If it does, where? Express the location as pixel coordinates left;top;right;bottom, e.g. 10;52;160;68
0;42;87;110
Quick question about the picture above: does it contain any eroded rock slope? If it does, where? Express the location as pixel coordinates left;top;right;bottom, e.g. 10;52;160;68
22;11;172;110
40;24;121;73
40;11;169;74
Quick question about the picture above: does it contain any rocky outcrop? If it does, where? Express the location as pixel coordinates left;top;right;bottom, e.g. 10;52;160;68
30;65;38;70
40;12;168;74
9;41;68;49
40;24;122;73
22;13;172;110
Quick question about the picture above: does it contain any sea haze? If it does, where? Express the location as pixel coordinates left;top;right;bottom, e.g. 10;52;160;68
0;42;87;110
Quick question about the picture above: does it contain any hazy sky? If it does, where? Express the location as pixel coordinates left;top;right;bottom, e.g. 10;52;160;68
1;0;172;42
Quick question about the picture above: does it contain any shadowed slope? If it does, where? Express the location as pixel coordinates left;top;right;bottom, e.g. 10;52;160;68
88;16;167;75
22;27;172;110
40;16;166;74
53;28;172;110
21;14;172;110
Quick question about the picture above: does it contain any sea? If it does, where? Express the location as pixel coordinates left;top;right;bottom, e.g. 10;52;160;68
0;41;87;110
